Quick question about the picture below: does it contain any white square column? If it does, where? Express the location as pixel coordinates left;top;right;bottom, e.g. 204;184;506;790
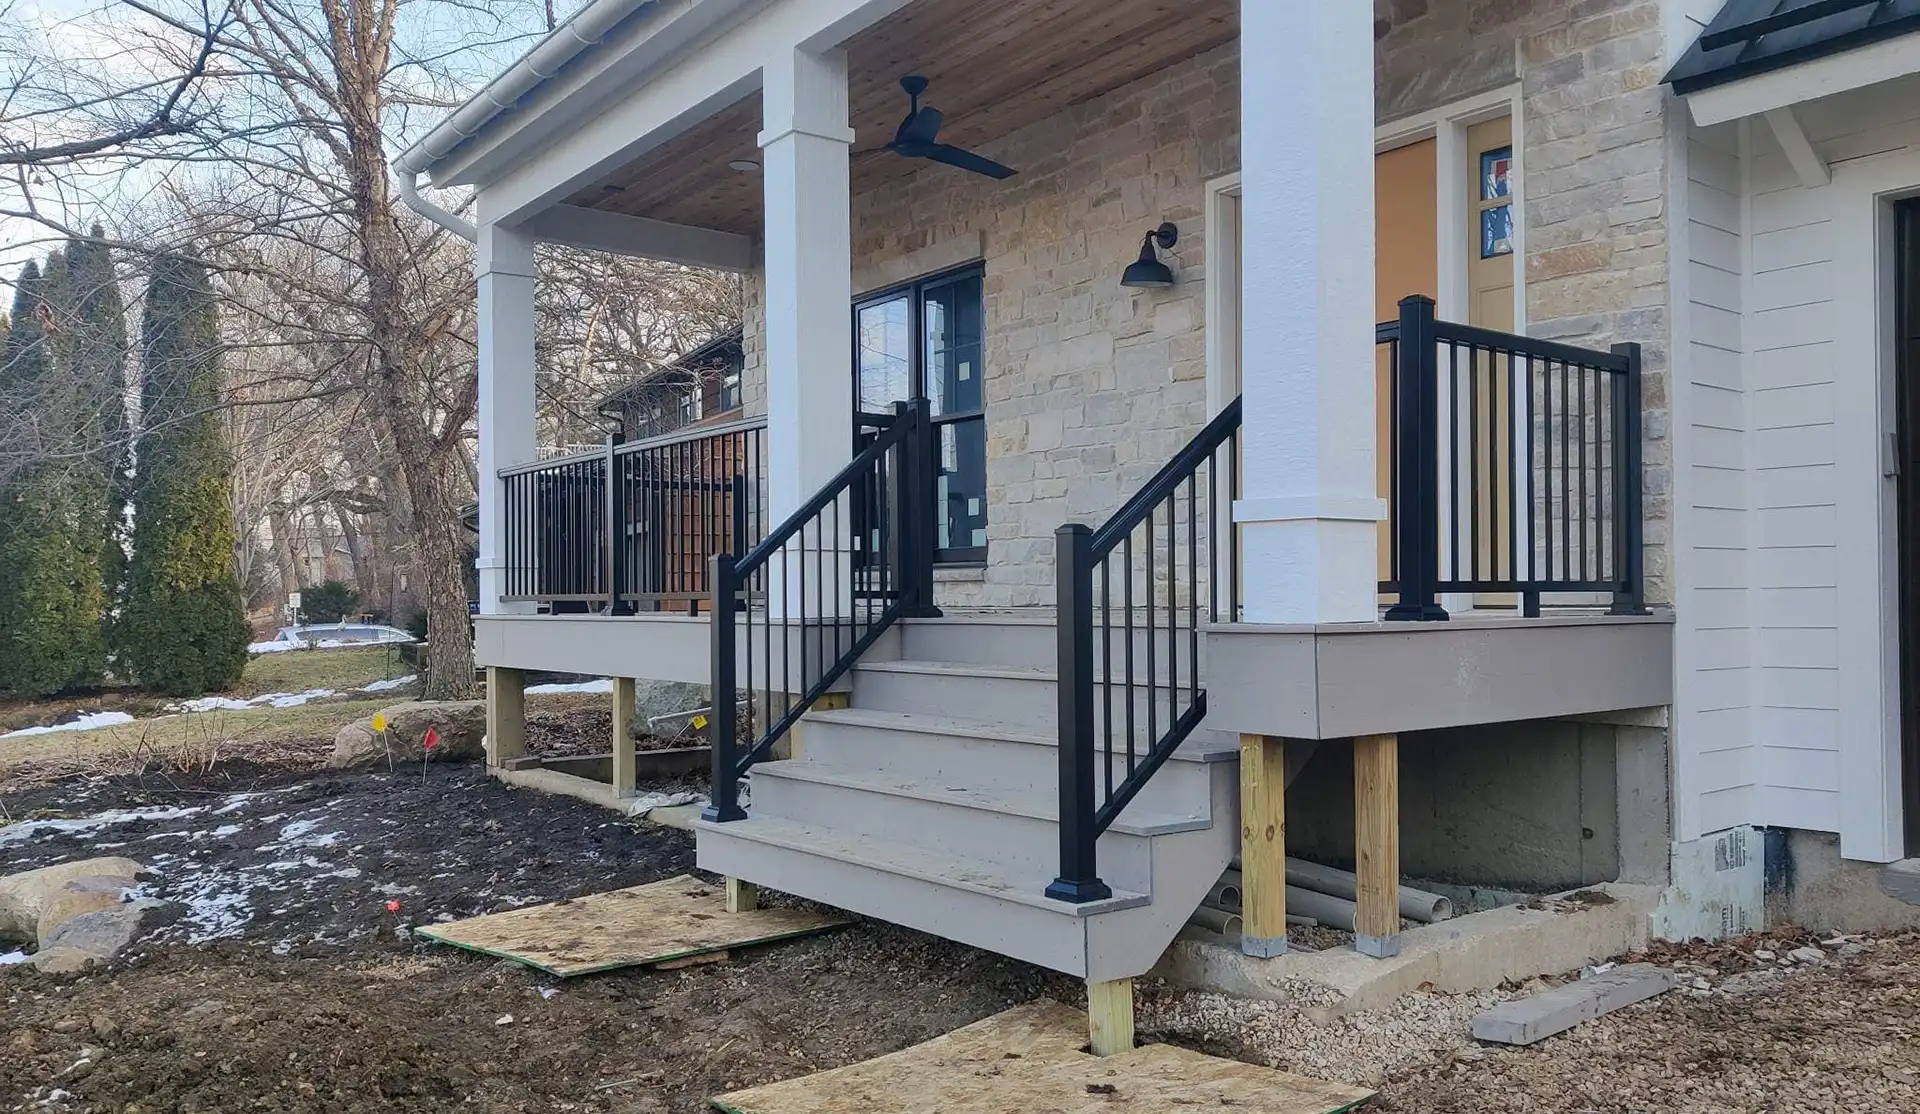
1233;1;1385;625
761;45;856;517
475;220;538;616
760;46;857;618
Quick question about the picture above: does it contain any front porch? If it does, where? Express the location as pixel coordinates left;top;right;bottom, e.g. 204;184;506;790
422;0;1678;1053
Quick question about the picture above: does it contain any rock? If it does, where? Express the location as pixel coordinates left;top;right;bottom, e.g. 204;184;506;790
1789;946;1825;965
37;876;136;940
329;700;486;768
0;859;142;944
1754;950;1775;961
33;900;166;971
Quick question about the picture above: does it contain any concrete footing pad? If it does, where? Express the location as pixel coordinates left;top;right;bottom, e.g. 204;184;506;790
1153;883;1658;1017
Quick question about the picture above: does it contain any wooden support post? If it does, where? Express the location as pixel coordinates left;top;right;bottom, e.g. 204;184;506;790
1087;977;1134;1057
485;666;526;768
1239;733;1288;957
1354;733;1401;958
725;877;757;914
611;677;637;798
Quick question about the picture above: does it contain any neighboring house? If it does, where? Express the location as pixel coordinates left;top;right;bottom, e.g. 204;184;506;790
397;0;1920;1048
598;326;748;442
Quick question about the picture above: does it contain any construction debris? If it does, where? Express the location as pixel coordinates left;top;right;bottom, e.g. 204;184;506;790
1470;963;1675;1046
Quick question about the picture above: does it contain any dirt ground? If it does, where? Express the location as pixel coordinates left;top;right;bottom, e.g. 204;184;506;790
8;739;1920;1112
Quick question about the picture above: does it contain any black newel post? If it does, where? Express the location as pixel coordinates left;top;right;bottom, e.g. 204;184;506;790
1384;294;1448;621
702;553;747;822
1047;523;1112;903
1610;342;1649;616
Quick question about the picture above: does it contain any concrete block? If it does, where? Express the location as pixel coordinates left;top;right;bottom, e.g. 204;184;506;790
1877;859;1920;907
1470;963;1675;1046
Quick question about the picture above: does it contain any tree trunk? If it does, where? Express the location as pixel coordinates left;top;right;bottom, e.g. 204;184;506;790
336;502;377;602
269;503;305;604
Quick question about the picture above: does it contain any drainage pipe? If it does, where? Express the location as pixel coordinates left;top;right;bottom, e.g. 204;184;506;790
1226;859;1454;924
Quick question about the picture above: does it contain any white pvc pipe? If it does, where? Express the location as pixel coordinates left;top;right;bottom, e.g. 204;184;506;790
1225;859;1454;924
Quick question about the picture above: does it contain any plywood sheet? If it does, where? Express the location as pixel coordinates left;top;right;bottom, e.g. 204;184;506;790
715;1001;1374;1114
415;874;849;978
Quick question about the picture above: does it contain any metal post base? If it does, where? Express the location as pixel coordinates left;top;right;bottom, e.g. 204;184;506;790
1356;933;1401;959
1045;878;1113;904
1382;602;1449;622
1240;935;1288;959
701;802;748;823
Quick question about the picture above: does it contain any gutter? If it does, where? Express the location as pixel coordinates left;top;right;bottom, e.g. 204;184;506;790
394;0;660;239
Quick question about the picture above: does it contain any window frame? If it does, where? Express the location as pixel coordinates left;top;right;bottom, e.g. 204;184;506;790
852;261;989;565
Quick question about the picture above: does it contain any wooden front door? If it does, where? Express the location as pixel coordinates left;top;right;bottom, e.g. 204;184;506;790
1376;139;1440;588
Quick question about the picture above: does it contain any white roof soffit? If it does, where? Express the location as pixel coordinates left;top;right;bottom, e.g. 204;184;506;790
398;0;763;186
1686;33;1920;126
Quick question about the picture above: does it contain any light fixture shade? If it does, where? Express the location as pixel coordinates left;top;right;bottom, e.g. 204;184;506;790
1121;223;1178;288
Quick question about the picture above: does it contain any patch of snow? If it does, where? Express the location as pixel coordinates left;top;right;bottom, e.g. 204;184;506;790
206;824;244;838
265;819;342;851
0;950;29;966
360;675;418;692
0;806;206;847
248;639;302;653
263;688;335;708
0;711;137;739
524;678;615;695
168;695;256;712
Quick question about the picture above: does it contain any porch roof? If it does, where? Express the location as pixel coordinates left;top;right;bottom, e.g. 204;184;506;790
401;0;1236;236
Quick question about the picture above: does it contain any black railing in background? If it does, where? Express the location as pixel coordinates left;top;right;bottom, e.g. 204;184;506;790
704;399;939;823
1379;295;1646;619
499;418;768;613
1048;399;1241;903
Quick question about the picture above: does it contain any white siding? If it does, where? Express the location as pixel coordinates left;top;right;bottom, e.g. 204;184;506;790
1675;117;1752;839
1672;73;1920;851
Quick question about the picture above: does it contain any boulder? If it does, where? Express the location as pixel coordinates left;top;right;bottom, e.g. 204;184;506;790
330;700;487;768
0;858;143;945
33;900;167;972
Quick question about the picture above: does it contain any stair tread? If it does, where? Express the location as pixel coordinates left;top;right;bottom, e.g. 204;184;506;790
803;706;1239;762
752;758;1211;835
695;814;1150;916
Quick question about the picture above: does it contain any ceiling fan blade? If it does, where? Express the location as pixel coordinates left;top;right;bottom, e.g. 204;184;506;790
924;143;1018;180
895;105;944;148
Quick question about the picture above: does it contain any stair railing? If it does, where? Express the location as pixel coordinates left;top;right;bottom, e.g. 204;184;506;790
703;398;939;823
1048;398;1241;902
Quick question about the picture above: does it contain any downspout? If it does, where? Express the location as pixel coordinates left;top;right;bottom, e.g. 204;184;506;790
394;0;657;239
398;172;477;242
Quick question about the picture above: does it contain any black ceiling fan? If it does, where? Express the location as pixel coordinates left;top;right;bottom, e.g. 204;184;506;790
886;76;1017;180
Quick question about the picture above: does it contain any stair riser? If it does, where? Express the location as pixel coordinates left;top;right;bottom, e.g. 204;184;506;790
853;668;1193;735
697;825;1095;977
798;719;1218;815
898;621;1210;676
750;772;1164;893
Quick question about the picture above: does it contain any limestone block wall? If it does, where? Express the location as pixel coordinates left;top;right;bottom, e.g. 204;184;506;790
731;0;1676;609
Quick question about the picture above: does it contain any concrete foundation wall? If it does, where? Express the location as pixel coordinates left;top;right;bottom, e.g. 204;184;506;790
1285;717;1671;893
1768;830;1920;934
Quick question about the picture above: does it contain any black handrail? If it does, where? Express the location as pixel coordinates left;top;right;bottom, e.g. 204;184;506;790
1048;399;1240;903
703;399;938;823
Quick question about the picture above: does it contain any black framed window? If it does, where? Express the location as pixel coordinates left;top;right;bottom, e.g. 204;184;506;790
854;265;987;564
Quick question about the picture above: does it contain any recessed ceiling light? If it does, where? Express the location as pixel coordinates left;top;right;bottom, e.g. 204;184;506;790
728;159;761;172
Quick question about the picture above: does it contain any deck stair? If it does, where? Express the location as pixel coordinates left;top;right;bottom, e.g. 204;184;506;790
694;613;1247;982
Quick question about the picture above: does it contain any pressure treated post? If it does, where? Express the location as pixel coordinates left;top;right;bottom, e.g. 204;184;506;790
611;676;636;797
726;877;758;914
1087;978;1134;1057
1354;734;1401;958
1239;733;1288;957
485;666;526;767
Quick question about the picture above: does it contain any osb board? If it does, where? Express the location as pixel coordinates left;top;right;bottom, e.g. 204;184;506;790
415;875;850;978
713;1001;1375;1114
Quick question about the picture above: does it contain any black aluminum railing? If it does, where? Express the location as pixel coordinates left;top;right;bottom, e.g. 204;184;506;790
703;399;939;823
1047;400;1240;903
1379;295;1646;619
1048;302;1646;900
499;417;767;613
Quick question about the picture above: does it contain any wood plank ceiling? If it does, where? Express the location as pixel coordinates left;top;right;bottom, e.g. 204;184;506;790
566;0;1236;236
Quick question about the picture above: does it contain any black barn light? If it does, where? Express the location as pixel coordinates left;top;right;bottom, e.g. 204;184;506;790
1122;222;1179;289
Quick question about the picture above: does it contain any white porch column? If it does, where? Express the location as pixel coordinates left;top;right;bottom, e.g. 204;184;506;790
760;45;856;516
1233;1;1383;625
476;220;538;616
760;46;856;617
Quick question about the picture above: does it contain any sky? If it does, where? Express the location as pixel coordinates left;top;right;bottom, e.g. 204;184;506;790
1;0;567;277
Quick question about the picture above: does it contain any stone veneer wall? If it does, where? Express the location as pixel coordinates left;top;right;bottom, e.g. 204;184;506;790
735;0;1675;609
1377;0;1674;604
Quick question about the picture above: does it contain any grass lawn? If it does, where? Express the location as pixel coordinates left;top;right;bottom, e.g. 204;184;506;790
0;700;375;777
229;645;413;698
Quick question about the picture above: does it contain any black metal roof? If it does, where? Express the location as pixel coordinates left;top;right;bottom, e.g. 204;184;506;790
1665;0;1920;95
